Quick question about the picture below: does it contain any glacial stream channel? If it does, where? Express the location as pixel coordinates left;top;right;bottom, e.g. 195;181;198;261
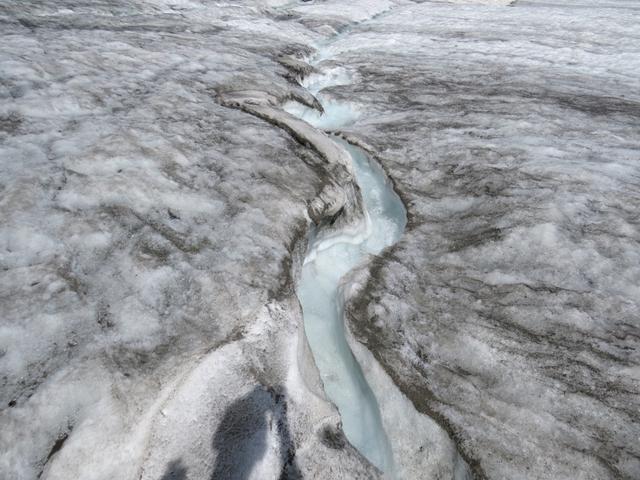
288;66;407;474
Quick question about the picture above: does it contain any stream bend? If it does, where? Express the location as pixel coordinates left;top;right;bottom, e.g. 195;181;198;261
293;79;407;472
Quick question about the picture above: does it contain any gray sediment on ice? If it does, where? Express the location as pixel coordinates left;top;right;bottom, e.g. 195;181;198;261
336;1;640;479
0;1;382;478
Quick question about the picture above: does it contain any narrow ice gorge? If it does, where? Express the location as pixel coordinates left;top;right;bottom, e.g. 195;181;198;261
287;39;473;479
297;137;401;472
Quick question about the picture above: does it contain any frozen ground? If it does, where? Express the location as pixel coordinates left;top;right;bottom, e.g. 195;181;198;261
1;0;638;479
0;1;384;478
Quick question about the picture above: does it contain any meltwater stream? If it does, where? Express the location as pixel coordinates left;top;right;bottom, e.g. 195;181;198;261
292;96;407;471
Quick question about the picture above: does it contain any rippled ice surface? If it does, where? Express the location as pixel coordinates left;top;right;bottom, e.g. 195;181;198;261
297;138;406;472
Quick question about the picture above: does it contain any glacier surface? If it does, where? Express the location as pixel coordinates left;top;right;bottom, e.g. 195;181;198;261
1;0;638;479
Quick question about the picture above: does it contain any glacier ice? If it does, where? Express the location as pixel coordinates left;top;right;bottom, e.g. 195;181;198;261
1;0;638;479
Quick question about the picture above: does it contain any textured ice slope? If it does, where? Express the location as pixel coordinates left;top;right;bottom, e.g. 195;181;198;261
0;1;389;478
329;1;640;479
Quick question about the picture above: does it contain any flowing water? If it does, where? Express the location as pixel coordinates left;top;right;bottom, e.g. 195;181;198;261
291;68;407;472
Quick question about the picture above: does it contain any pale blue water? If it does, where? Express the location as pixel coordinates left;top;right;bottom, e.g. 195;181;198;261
296;135;406;472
